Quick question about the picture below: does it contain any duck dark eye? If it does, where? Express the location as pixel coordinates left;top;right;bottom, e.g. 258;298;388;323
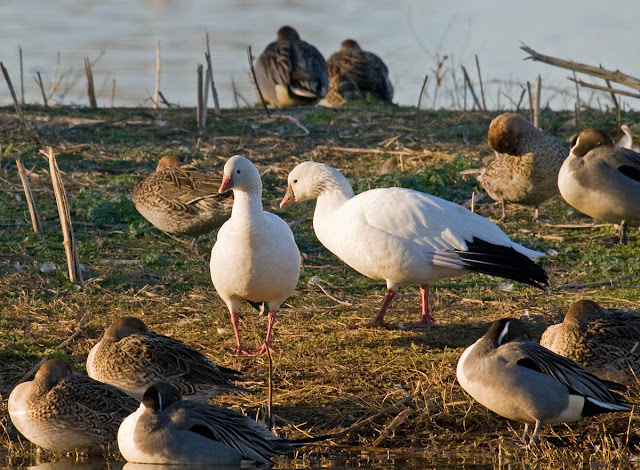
236;170;241;174
293;179;298;184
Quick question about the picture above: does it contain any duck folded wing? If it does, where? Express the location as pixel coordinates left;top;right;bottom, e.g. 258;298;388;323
57;375;138;415
502;341;628;406
259;43;293;87
289;42;328;98
587;315;640;342
169;403;290;463
607;147;640;182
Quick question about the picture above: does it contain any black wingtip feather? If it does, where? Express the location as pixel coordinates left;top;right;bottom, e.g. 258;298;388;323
456;237;548;289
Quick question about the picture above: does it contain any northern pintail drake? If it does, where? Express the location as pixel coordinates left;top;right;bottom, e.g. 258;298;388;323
478;113;568;220
132;155;232;244
558;128;640;243
86;317;245;401
254;26;328;107
210;155;300;355
456;318;631;445
118;383;315;465
8;358;138;452
540;300;640;386
280;162;547;328
320;39;393;108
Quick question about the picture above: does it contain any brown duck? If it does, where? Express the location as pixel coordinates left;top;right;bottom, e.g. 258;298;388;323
321;39;393;107
540;299;640;386
132;155;232;244
478;113;568;220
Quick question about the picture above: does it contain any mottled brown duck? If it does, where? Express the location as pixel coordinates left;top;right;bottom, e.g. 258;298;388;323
478;113;568;220
320;39;393;107
540;299;640;386
254;26;328;107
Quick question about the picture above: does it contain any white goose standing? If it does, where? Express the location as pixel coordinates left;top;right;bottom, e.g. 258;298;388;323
280;162;548;328
211;155;300;355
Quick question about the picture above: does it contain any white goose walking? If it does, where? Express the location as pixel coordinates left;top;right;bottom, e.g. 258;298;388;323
280;162;547;328
211;155;300;355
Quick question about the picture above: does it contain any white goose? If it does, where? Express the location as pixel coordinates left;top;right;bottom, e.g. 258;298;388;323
280;162;548;328
211;155;301;355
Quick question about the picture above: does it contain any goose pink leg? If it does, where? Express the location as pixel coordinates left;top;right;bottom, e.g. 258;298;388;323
356;289;396;328
410;285;434;328
251;311;277;355
230;313;254;356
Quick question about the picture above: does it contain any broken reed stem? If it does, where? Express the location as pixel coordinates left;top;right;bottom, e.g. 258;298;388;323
158;91;171;108
111;79;116;108
247;45;271;118
205;31;221;114
84;57;97;109
515;87;526;111
605;78;622;129
372;408;414;447
461;66;481;110
555;274;633;290
568;77;640;100
154;40;161;110
533;75;541;128
196;64;204;128
16;158;42;233
19;45;24;105
573;71;581;127
15;311;90;385
1;61;25;126
474;55;487;111
202;58;210;129
526;81;534;122
35;71;48;108
416;74;428;127
41;147;84;287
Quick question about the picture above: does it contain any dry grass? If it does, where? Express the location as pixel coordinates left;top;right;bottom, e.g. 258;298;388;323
1;103;639;467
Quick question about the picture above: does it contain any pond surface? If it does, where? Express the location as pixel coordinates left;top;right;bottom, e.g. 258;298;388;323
0;0;639;109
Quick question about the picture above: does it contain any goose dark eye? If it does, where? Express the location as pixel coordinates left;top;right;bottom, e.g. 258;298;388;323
236;170;241;174
293;179;298;184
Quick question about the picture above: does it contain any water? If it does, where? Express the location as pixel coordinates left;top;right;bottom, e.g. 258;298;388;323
1;0;639;110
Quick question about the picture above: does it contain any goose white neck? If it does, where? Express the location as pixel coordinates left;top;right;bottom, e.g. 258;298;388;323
231;188;263;219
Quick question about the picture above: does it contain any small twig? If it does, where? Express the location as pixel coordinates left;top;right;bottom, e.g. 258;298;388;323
572;71;581;127
19;45;24;105
461;66;481;110
247;45;271;118
1;61;25;126
474;55;486;111
372;408;415;447
316;145;418;156
196;64;203;129
515;86;526;112
15;311;90;385
205;31;220;114
568;77;640;100
307;276;352;306
16;158;42;233
84;57;97;109
533;75;541;128
154;40;161;110
555;274;633;290
416;74;428;129
278;114;310;135
543;223;610;229
35;71;48;108
526;81;534;122
158;91;172;108
110;78;116;108
40;147;84;287
202;57;210;129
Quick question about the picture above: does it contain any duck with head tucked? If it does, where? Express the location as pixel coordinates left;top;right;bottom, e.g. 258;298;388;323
320;39;393;108
254;26;328;108
87;317;245;401
558;128;640;244
132;155;233;247
8;358;138;453
541;299;640;386
457;318;631;445
478;113;568;221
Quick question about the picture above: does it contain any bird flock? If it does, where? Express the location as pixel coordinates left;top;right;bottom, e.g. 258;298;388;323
6;24;640;466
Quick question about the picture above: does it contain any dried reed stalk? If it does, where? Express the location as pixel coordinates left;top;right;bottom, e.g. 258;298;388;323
19;45;24;105
573;71;581;127
1;61;25;126
526;81;533;122
16;158;41;233
533;75;541;127
111;79;116;108
41;147;84;287
196;64;203;128
154;40;161;109
568;77;640;100
247;45;271;118
474;55;487;110
205;31;220;114
35;71;48;108
461;66;481;110
202;59;210;129
415;74;428;128
84;57;97;109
